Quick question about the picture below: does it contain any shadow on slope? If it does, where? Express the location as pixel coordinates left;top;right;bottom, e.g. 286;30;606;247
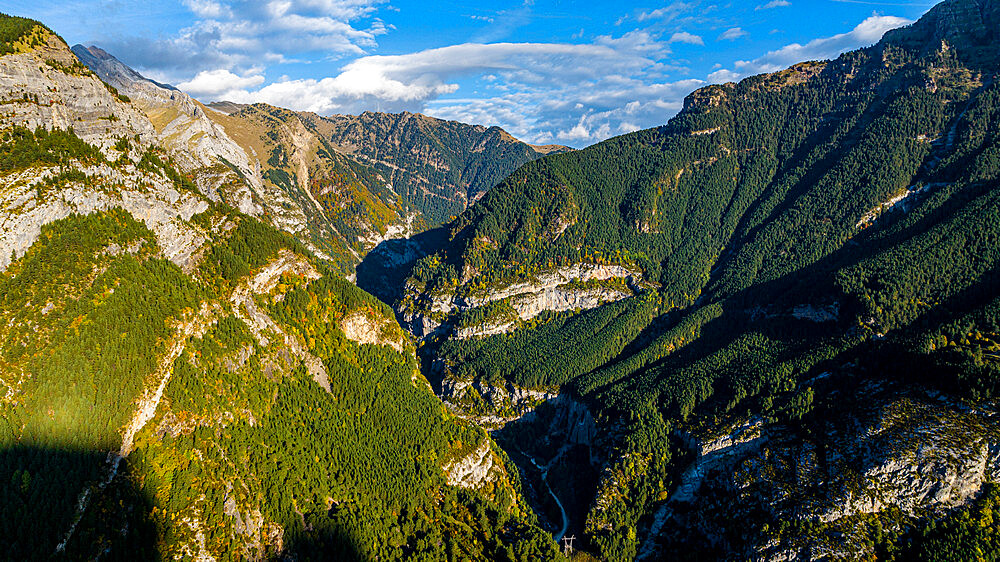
355;226;449;305
0;443;368;561
0;445;158;561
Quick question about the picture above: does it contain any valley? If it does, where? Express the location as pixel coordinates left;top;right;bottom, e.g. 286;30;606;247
1;0;1000;560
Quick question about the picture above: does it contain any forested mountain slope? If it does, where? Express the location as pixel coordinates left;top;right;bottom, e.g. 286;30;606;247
362;0;1000;559
0;14;560;560
316;110;571;224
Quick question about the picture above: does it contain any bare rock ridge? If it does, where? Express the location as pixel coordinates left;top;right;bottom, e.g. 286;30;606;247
70;44;341;260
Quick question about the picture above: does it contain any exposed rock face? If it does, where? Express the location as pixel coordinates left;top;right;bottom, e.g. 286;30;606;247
643;381;1000;561
453;320;519;339
0;33;155;150
443;439;503;489
399;263;640;338
0;34;234;272
0;163;208;271
71;46;312;238
463;264;637;309
440;374;558;428
340;310;406;353
229;250;330;390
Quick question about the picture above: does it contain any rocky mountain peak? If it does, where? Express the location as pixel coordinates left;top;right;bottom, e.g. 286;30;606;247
70;44;178;91
883;0;999;68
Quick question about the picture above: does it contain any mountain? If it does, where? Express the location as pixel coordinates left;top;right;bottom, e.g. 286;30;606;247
0;15;560;560
360;0;1000;559
72;44;567;271
72;44;411;269
314;110;572;224
6;0;1000;560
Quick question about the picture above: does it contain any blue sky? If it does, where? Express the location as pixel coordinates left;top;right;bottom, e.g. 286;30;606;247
1;0;938;146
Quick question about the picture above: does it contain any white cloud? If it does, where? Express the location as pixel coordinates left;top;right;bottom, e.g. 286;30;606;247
725;15;912;78
718;27;749;41
183;0;232;19
102;0;388;78
669;31;704;45
707;68;741;83
637;2;696;22
755;0;790;10
86;1;919;147
177;69;265;97
426;77;701;145
177;34;684;145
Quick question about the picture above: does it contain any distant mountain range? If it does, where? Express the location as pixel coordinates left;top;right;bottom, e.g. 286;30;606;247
71;43;569;272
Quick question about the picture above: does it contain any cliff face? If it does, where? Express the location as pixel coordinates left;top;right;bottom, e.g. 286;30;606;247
639;381;1000;561
398;263;643;338
1;33;154;149
73;46;409;268
0;34;209;271
71;45;268;208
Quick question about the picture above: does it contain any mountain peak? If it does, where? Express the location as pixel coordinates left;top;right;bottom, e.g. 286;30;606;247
882;0;999;68
71;44;177;91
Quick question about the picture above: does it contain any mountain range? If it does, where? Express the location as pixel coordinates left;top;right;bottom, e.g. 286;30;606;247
1;0;1000;560
70;43;567;273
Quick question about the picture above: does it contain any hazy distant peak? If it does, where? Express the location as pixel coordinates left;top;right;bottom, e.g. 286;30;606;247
71;44;178;91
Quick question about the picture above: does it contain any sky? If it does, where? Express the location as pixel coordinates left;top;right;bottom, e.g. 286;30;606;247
0;0;940;147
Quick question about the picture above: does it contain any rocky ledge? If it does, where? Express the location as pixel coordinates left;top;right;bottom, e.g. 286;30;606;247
400;263;642;338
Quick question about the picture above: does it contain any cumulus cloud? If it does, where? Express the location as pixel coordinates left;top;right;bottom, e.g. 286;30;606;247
707;68;741;83
187;35;701;145
80;0;919;147
637;2;697;22
723;15;912;78
426;78;702;145
756;0;790;10
100;0;388;79
177;69;265;98
669;31;704;45
718;27;749;41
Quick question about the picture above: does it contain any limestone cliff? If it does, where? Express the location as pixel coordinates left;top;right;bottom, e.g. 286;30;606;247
0;34;209;271
398;263;644;338
636;380;1000;560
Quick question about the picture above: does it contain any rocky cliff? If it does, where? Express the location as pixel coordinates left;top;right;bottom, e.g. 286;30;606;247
640;380;1000;560
72;46;408;268
0;32;208;271
398;263;644;338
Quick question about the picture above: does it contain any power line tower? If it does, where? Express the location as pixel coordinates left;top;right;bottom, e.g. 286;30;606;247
562;535;575;557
